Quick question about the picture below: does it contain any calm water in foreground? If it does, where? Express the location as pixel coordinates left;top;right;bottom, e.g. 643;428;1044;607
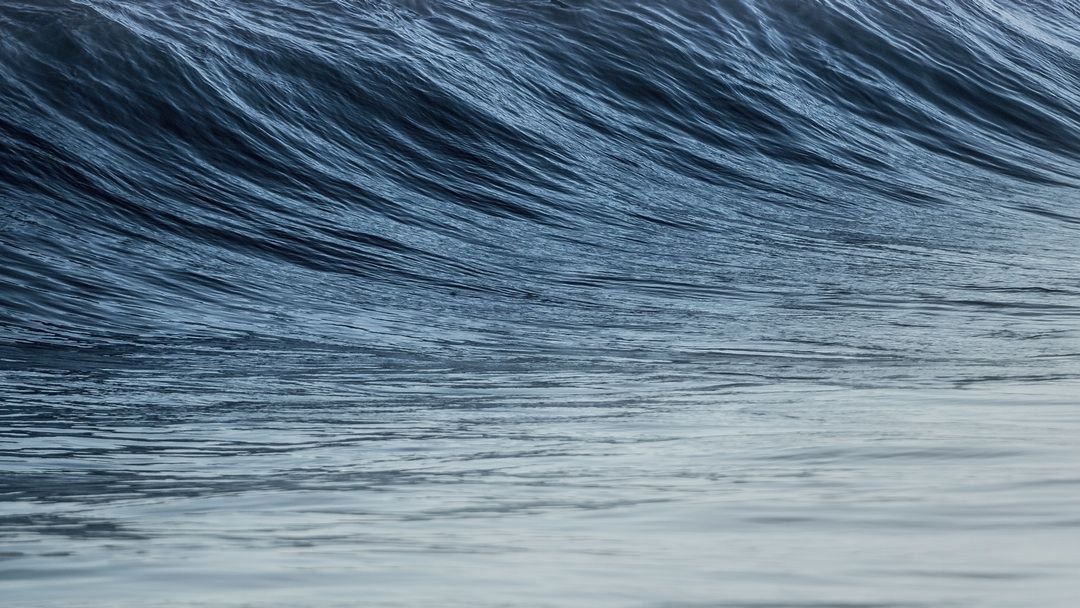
3;362;1079;607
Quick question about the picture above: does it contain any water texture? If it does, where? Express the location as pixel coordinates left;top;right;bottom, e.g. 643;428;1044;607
1;0;1079;606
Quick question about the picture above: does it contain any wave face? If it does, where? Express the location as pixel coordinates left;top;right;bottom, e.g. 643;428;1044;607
2;0;1079;385
3;1;1080;606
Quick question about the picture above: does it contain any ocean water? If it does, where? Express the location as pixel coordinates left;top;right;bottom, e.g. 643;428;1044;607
2;0;1079;606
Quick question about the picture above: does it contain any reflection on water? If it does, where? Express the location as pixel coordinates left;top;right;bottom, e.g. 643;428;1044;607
3;350;1079;606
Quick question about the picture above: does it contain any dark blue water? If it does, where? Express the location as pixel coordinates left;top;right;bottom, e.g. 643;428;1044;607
2;1;1080;606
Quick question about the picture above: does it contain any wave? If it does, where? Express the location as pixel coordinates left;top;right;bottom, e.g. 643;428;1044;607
2;0;1079;386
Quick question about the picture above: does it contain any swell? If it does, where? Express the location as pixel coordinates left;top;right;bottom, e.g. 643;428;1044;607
1;0;1079;385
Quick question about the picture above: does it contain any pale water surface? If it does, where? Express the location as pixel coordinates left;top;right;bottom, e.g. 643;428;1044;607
3;359;1079;607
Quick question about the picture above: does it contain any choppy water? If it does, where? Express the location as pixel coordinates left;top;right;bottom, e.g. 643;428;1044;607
2;0;1080;606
